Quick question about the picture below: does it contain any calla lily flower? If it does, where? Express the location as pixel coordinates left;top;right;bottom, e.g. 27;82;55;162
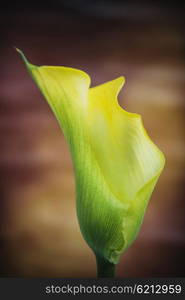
17;49;165;277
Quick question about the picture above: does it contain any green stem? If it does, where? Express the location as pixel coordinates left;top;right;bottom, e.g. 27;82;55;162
95;254;116;278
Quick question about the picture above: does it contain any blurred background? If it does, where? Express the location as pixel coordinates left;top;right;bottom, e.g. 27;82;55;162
0;0;185;277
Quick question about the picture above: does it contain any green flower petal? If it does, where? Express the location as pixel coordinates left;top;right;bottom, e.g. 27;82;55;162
17;49;165;265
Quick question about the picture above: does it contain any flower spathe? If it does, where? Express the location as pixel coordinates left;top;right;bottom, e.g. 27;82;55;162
17;49;165;268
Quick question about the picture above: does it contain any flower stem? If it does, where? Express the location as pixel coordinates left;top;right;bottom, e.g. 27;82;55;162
95;254;116;278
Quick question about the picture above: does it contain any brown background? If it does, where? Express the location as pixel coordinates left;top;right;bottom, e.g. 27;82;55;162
1;1;185;277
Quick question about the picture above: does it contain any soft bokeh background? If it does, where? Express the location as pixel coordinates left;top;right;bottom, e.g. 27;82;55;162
1;1;185;277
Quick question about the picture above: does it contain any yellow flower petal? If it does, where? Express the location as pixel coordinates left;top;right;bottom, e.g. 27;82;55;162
17;49;165;269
